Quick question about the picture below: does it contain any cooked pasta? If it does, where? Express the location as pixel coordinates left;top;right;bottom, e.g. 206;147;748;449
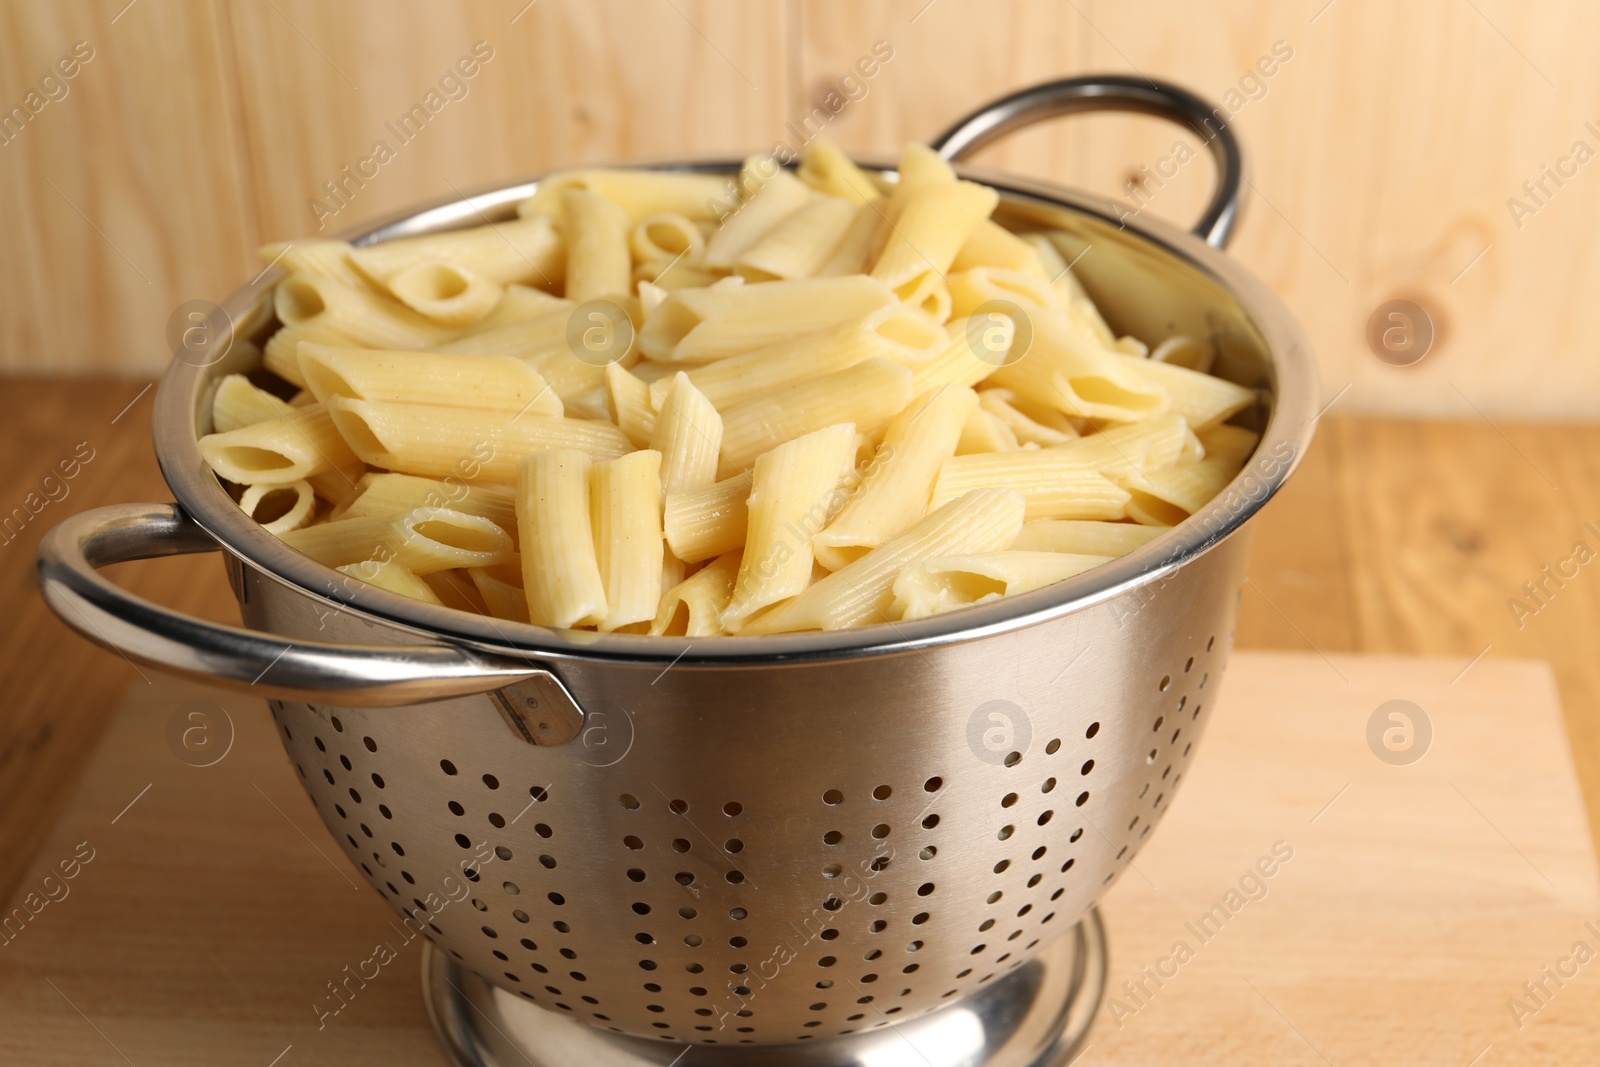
213;138;1266;634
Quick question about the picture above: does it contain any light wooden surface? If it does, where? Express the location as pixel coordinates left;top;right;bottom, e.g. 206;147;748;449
2;1;1598;418
1;652;1591;1064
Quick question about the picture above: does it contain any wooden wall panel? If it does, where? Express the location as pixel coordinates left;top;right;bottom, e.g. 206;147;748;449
2;0;1599;421
0;0;257;375
228;0;790;243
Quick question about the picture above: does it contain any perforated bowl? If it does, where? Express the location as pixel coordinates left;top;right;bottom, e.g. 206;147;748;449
39;76;1316;1061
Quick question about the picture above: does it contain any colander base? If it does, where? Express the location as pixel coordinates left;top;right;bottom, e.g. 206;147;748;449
422;908;1105;1067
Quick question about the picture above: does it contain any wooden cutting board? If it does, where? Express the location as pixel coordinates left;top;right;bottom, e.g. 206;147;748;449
1;651;1594;1066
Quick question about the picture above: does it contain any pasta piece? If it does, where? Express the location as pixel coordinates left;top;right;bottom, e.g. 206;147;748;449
281;507;513;574
663;475;750;563
891;552;1113;619
652;551;741;636
721;423;858;632
797;140;884;203
719;358;914;473
326;397;631;482
518;168;734;223
896;270;952;323
466;284;574;334
634;259;722;291
1012;520;1169;556
1119;424;1260;524
257;240;366;287
703;165;814;268
630;212;706;266
1115;355;1256;429
950;221;1049;278
562;188;632;303
421;569;490;615
606;363;659;448
198;403;364;487
337;560;444;605
1199;424;1261;465
349;214;563;288
931;453;1131;520
638;275;895;363
386;258;503;327
517;450;607;628
813;385;976;570
741;487;1026;633
956;407;1020;454
468;558;529;622
906;316;1012;396
336;472;516;528
437;306;638;404
275;271;458;350
238;480;316;534
870;180;999;291
212;374;292;433
299;344;561;416
948;267;1061;318
1150;334;1216;373
590;450;666;632
736;196;858;281
650;373;723;497
654;305;943;411
989;310;1168;423
978;388;1076;447
816;203;882;277
263;320;357;387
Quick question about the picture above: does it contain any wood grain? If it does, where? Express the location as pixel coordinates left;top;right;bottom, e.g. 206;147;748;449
0;652;1592;1064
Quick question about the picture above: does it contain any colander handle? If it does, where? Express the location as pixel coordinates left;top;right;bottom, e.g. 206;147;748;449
930;74;1245;248
36;502;587;730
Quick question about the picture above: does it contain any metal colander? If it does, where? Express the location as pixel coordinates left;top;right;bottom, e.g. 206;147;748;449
38;75;1316;1063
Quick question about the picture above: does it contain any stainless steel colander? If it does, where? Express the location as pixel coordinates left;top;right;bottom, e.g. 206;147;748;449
38;76;1316;1066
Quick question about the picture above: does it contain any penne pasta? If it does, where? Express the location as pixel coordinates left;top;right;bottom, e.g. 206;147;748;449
198;403;364;488
629;212;706;266
421;569;490;615
517;450;608;628
989;308;1169;423
950;220;1050;278
238;479;316;534
891;551;1113;619
562;188;633;304
281;506;513;574
349;214;563;288
518;168;734;223
211;373;293;433
870;179;999;292
258;239;367;287
1114;353;1256;429
797;140;884;203
263;320;357;387
386;258;503;327
468;557;529;622
590;450;665;632
956;406;1020;454
1012;520;1169;556
719;358;913;473
638;275;896;363
650;373;723;497
736;196;859;281
978;388;1077;447
741;487;1026;633
721;423;858;631
663;474;750;563
605;363;659;448
325;396;631;482
275;271;459;351
651;550;742;636
703;164;814;269
813;385;976;570
467;284;574;334
299;344;561;416
931;452;1132;520
336;472;516;529
337;560;445;605
651;305;944;411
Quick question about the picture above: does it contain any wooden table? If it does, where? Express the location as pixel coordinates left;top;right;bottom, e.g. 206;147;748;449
3;377;1599;907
